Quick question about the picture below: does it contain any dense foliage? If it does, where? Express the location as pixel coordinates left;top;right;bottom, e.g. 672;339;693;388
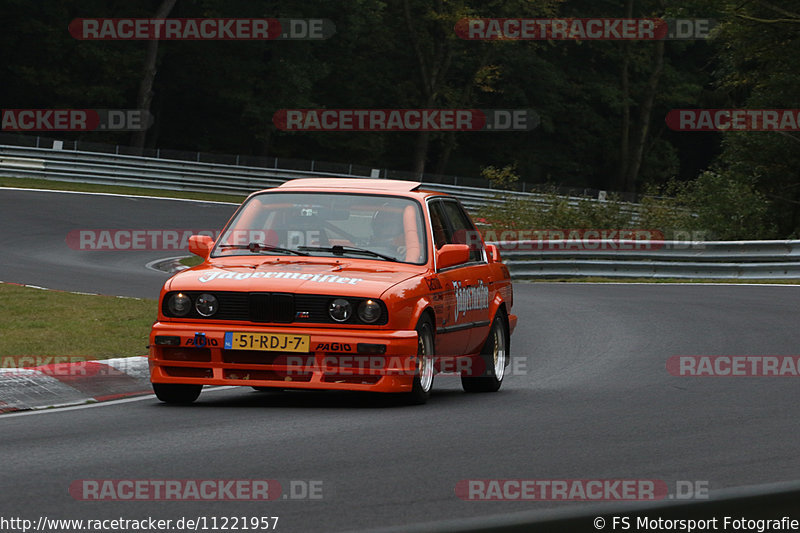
1;0;798;236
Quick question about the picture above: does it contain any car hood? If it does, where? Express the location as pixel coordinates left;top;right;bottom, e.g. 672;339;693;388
166;259;423;297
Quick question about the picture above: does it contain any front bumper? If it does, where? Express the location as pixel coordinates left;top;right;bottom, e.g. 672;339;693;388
149;322;419;393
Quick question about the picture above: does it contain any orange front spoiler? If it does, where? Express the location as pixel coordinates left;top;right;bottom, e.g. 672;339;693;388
149;323;420;393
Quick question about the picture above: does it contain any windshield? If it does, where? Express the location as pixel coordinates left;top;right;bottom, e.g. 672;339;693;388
212;191;427;265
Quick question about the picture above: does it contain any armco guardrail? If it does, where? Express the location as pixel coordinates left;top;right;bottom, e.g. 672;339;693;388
0;132;632;198
0;144;639;214
2;144;797;279
492;239;800;279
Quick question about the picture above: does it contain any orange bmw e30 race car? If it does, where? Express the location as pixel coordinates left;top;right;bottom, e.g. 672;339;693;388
148;178;517;404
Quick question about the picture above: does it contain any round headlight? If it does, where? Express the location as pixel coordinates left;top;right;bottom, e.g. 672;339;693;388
328;298;352;322
195;293;218;317
168;293;192;316
357;299;382;323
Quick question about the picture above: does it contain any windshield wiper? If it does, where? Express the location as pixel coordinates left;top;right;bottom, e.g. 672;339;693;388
218;242;309;256
298;245;397;262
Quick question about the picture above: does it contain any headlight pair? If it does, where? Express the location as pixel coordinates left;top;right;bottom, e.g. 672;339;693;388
167;292;218;317
328;298;382;324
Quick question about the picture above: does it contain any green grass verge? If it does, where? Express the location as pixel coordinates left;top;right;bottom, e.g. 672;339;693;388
0;175;246;204
179;256;204;268
0;283;156;359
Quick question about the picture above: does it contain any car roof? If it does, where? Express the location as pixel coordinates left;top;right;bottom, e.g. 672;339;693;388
277;178;422;192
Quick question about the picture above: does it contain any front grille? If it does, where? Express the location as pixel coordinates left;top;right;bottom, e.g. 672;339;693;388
249;293;294;323
163;291;387;325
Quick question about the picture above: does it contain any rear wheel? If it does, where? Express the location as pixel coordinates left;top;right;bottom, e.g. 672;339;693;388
406;316;435;405
252;387;282;392
461;314;507;393
152;383;202;404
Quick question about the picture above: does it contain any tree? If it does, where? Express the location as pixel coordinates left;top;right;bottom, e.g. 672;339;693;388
130;0;176;151
711;0;800;235
398;0;562;176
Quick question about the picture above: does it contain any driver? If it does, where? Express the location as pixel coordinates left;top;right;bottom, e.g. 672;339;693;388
369;207;405;259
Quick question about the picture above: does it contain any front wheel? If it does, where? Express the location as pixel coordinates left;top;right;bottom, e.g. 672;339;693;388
152;383;202;404
406;317;435;405
462;314;507;393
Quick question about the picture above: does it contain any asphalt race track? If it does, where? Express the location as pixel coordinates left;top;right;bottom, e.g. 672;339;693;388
2;188;800;531
0;188;237;297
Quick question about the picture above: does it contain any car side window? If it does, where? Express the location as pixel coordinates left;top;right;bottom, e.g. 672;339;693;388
441;200;483;263
428;201;449;250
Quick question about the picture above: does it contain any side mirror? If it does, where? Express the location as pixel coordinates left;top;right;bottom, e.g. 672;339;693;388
188;234;214;259
485;243;501;263
437;244;470;269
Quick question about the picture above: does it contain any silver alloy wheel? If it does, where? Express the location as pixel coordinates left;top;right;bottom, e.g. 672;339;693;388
493;319;507;380
418;325;435;392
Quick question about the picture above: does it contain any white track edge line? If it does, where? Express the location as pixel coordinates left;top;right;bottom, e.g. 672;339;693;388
0;186;238;205
0;386;238;419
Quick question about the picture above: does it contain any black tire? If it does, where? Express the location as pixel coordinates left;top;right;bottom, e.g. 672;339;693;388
461;313;508;393
406;316;435;405
251;386;282;392
152;383;202;404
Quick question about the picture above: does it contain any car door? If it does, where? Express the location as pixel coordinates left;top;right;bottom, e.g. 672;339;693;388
427;198;492;362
